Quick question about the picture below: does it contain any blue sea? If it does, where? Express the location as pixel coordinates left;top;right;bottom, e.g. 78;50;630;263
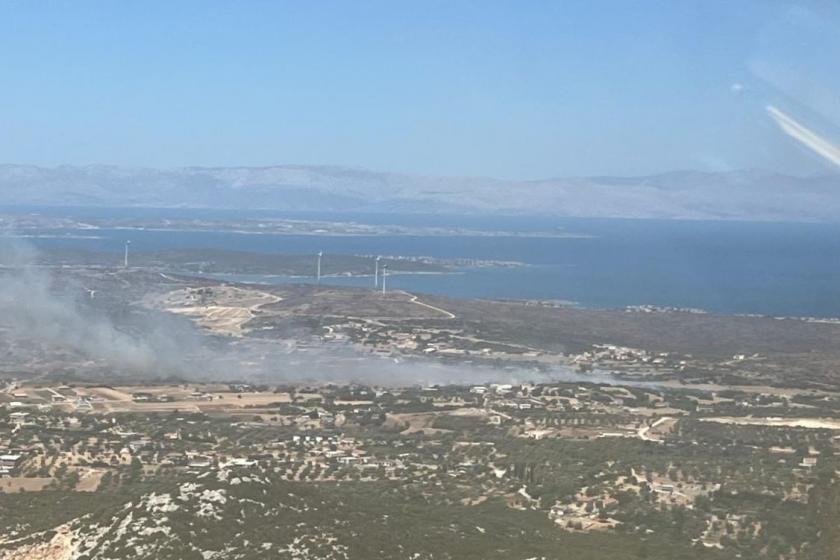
13;208;840;319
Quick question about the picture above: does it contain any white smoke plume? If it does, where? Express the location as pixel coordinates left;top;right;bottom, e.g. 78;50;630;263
0;240;624;387
0;241;204;375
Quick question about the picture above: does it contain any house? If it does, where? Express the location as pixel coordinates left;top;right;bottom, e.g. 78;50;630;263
491;384;513;394
226;457;257;468
0;453;23;471
160;453;188;466
128;439;152;452
75;398;93;410
188;457;213;468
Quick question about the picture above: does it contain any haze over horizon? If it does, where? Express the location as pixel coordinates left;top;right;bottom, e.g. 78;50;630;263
3;161;840;180
2;1;840;180
1;163;839;222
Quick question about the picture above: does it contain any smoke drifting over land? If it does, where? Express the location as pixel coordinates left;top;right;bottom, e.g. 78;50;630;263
0;240;616;387
0;241;203;376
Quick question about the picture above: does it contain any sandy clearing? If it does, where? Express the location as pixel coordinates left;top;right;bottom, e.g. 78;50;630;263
102;401;202;413
74;468;105;492
155;285;282;337
700;416;840;430
83;387;132;401
448;407;488;417
107;384;230;396
204;391;292;405
0;477;53;493
167;305;253;335
387;412;452;435
22;385;296;415
657;381;840;398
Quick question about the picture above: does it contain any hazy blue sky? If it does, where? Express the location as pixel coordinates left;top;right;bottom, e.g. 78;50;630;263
1;1;839;178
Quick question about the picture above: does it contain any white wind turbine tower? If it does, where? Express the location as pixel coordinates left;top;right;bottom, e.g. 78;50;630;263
374;256;381;288
316;251;323;284
381;264;388;294
123;240;131;268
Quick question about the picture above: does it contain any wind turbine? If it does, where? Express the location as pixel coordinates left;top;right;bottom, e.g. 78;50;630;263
374;256;381;288
381;264;388;294
316;251;323;284
123;240;131;268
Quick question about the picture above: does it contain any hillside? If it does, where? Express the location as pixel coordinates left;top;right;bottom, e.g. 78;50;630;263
1;164;839;221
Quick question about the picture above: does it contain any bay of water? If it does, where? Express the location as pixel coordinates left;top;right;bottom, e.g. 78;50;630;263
16;208;840;318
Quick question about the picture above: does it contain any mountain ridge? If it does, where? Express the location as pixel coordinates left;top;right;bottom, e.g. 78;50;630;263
1;164;839;221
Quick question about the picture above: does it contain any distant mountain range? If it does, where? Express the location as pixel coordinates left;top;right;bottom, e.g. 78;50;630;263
1;164;839;221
